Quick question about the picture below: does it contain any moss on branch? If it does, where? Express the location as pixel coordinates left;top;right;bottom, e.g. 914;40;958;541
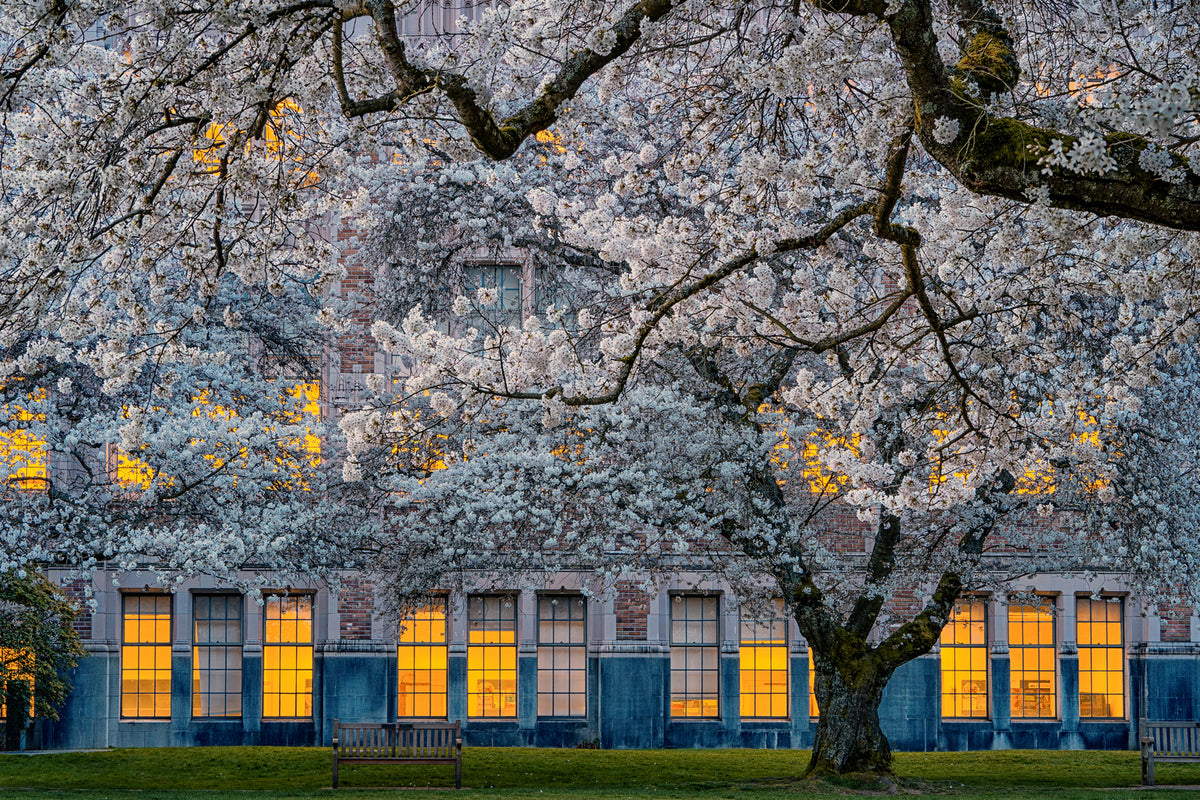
955;31;1019;97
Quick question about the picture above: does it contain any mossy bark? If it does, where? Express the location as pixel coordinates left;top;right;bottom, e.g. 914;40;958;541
806;651;893;775
802;621;902;777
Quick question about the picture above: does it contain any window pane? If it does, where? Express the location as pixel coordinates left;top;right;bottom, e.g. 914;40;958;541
193;596;244;720
671;595;719;718
1010;602;1056;719
1078;598;1124;719
537;596;586;718
941;599;988;719
469;595;518;718
738;609;789;720
122;595;172;719
262;596;313;719
398;601;448;718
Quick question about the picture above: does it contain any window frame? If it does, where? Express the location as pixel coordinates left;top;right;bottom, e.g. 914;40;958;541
397;599;449;719
192;593;243;719
738;599;789;720
466;594;518;719
262;593;314;720
1077;595;1126;720
669;593;720;719
536;594;587;718
1008;597;1058;720
121;593;173;720
939;596;990;719
462;263;525;329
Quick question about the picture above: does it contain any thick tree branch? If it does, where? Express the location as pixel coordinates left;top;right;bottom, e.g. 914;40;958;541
872;567;962;668
813;0;1200;230
506;203;873;407
357;0;675;158
871;469;1016;667
846;511;900;638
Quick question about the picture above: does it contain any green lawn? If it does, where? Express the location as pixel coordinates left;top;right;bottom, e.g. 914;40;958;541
2;747;1198;799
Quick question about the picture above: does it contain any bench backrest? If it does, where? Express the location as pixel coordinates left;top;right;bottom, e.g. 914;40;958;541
335;721;461;759
1141;720;1200;756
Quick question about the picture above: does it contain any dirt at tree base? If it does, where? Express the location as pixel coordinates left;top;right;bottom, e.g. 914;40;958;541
747;774;963;795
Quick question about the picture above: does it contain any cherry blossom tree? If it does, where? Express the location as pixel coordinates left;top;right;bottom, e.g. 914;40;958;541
6;0;1200;776
0;4;376;585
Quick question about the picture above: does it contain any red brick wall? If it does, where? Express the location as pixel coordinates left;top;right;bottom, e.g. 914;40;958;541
1159;603;1193;642
882;588;922;633
818;505;868;554
336;222;378;372
615;581;649;640
60;577;91;640
338;576;374;640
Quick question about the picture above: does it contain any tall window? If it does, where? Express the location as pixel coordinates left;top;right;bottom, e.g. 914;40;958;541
940;598;989;718
1078;597;1124;718
1;391;47;492
398;601;448;718
467;595;517;718
0;647;34;718
1009;600;1056;718
121;594;172;718
193;595;242;718
808;649;819;717
283;381;322;465
739;600;788;719
463;264;523;327
669;594;719;718
537;595;586;717
263;595;313;718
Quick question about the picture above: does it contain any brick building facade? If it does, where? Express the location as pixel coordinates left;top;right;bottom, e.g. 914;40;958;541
21;227;1200;754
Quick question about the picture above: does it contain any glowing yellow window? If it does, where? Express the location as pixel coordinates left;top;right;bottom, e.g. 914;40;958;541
467;595;517;718
398;601;448;718
765;412;857;496
808;649;819;718
284;382;321;461
0;647;34;718
114;446;156;489
263;595;313;718
739;600;788;719
940;598;989;718
1078;597;1124;719
670;595;719;718
1009;601;1057;718
121;595;172;718
193;99;317;186
1;393;47;492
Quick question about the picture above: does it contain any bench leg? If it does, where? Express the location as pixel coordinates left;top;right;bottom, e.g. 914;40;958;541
332;757;339;789
455;757;462;790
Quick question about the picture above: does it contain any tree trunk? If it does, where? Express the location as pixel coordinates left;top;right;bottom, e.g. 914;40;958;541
806;651;893;776
3;679;31;752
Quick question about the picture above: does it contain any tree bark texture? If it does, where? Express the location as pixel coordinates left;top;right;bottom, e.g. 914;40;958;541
806;644;894;775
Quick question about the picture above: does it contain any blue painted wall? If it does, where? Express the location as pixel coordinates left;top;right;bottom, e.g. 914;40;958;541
36;646;1200;752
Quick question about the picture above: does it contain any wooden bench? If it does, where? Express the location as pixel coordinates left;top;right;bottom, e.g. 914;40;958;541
1139;719;1200;786
332;719;462;789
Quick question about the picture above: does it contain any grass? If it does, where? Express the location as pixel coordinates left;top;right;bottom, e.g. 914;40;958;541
2;746;1199;799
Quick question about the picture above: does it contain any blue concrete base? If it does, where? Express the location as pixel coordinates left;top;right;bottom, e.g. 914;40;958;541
36;644;1200;752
